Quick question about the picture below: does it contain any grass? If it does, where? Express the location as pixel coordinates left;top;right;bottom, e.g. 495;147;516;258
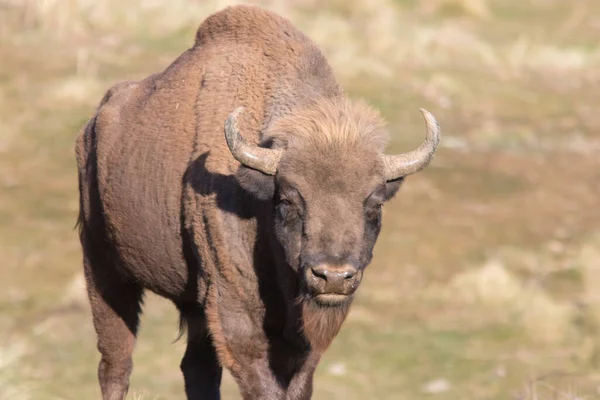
1;0;600;398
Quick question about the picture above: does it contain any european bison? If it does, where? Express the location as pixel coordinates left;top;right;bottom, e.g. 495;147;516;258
75;5;440;400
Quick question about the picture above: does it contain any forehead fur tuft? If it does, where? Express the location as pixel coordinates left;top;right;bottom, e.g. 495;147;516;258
266;97;388;152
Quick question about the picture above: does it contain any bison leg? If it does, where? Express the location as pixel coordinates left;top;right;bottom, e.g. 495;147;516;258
179;306;222;399
84;253;144;400
285;352;321;400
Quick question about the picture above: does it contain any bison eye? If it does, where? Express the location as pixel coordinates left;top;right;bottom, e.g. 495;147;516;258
364;187;385;221
277;198;293;220
365;203;382;222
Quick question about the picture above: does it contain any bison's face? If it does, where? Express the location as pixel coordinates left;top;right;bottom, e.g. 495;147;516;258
271;147;402;307
226;99;440;308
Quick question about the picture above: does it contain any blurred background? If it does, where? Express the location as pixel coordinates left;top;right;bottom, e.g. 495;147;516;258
1;0;600;398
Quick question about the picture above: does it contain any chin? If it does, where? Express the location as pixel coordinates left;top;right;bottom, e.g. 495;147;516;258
301;294;354;351
312;293;354;307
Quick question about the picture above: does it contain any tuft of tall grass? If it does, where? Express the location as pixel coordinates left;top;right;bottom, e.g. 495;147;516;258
426;258;577;345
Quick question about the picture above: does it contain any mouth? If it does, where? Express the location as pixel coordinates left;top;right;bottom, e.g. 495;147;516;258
313;293;352;306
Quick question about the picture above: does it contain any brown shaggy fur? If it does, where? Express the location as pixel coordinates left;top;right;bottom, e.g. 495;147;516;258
267;97;388;150
76;5;407;400
300;299;351;352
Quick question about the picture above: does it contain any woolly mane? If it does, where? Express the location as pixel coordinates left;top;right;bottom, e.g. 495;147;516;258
266;97;389;153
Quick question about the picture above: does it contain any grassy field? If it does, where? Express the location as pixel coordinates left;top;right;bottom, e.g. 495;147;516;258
1;0;600;398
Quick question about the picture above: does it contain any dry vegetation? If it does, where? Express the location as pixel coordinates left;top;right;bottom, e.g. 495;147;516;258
1;0;600;398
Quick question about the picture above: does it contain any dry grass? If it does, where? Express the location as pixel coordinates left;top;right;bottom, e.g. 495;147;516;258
517;379;588;400
1;0;600;398
0;338;30;400
581;234;600;323
427;258;576;345
6;0;600;81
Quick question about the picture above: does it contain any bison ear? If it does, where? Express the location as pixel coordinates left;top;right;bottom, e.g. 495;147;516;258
383;177;404;202
236;165;276;201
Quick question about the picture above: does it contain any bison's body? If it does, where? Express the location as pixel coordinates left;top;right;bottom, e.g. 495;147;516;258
76;5;439;400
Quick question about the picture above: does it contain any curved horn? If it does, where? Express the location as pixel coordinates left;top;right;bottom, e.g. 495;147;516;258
382;108;441;181
224;107;283;175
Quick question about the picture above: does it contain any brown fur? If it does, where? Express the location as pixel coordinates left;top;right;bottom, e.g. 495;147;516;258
301;299;351;352
267;96;388;150
76;5;404;400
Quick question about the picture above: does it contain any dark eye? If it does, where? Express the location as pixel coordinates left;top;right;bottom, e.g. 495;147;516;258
275;183;304;222
278;198;292;219
365;202;382;221
364;189;385;221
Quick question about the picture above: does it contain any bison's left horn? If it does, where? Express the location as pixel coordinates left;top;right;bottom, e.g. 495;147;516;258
224;107;283;175
382;108;441;181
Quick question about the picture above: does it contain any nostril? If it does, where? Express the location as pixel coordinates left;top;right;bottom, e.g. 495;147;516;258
343;270;356;280
310;267;328;281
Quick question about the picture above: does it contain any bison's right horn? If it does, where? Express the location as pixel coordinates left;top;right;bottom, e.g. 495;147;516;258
224;107;283;175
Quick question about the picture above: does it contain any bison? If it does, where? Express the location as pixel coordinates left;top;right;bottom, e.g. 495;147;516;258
75;4;440;400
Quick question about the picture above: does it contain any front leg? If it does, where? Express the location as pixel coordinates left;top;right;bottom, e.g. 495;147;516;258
232;357;286;400
208;301;286;399
179;306;222;400
285;352;321;400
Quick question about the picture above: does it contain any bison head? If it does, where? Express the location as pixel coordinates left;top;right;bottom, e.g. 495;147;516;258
225;98;440;311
